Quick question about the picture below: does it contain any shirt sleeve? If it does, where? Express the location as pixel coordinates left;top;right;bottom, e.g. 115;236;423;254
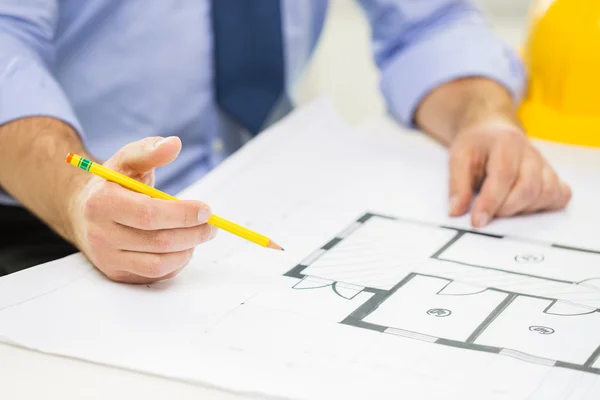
0;0;83;136
355;0;527;128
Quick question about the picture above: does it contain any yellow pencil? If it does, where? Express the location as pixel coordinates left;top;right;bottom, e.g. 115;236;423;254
65;153;283;251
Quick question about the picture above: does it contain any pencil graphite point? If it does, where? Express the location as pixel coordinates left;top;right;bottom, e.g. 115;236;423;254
267;240;284;251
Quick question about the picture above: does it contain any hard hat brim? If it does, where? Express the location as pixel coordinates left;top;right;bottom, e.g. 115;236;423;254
519;100;600;148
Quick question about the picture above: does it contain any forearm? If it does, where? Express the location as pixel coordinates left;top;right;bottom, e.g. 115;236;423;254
0;117;92;243
414;77;522;146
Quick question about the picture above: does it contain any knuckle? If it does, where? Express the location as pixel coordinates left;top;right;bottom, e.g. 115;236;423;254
503;128;526;143
496;164;517;182
449;144;472;162
142;136;161;151
498;148;513;166
136;204;155;229
519;179;540;200
82;192;104;219
85;228;108;249
152;230;172;252
183;203;196;226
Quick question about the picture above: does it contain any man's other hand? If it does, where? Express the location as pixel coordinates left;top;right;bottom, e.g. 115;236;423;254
448;118;572;227
414;77;572;228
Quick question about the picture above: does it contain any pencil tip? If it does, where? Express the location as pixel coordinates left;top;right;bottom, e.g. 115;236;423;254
267;240;284;251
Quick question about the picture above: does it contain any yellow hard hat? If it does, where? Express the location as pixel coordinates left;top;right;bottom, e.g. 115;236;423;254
518;0;600;147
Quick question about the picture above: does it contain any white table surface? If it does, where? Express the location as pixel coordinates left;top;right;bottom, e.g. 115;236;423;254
1;114;599;400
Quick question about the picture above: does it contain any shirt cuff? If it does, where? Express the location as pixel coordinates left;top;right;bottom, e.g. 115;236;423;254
380;21;527;129
0;55;83;136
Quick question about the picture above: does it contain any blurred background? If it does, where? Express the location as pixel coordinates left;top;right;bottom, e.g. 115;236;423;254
296;0;535;125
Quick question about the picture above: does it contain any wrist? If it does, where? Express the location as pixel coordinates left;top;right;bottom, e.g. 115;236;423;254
62;170;93;246
0;116;92;246
415;77;520;145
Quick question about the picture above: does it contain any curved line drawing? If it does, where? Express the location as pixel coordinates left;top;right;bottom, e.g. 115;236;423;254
545;309;600;317
437;289;488;296
436;280;488;296
577;277;600;286
426;308;452;317
292;278;332;291
332;282;362;300
514;254;545;264
529;326;555;335
293;283;331;290
543;300;600;316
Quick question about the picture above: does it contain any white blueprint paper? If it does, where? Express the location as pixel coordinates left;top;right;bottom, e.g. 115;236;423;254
0;99;599;399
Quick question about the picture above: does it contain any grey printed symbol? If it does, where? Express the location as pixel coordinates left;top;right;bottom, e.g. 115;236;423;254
427;308;451;317
515;254;544;263
529;326;555;335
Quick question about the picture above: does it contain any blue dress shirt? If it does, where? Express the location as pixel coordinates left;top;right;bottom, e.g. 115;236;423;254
0;0;525;205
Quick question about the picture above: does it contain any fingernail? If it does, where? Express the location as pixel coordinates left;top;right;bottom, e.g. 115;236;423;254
198;207;211;223
474;212;489;227
154;137;174;148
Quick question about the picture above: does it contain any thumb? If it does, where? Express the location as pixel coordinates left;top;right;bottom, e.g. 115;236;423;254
108;136;182;174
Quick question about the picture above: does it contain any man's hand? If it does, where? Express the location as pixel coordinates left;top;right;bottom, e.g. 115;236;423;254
415;77;572;227
448;118;571;227
0;118;215;282
69;136;217;283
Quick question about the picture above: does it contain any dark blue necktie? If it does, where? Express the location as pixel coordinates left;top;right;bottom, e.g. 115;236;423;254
212;0;285;136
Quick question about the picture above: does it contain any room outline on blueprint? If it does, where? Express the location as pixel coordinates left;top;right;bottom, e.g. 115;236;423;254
283;212;600;375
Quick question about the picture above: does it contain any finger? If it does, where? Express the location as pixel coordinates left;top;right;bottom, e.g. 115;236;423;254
85;182;212;229
109;223;217;253
114;248;195;279
533;167;572;212
558;180;573;208
471;141;521;227
448;143;487;216
108;136;182;174
495;154;542;217
104;267;184;284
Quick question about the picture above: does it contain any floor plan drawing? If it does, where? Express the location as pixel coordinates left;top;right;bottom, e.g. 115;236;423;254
284;212;600;375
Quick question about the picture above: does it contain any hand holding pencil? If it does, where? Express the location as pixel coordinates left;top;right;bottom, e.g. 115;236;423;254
65;136;281;284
